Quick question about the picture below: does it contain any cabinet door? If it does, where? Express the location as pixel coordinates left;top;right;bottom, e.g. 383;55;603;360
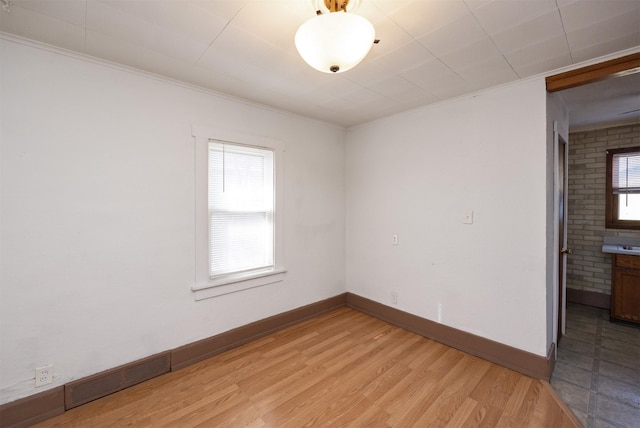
612;269;640;323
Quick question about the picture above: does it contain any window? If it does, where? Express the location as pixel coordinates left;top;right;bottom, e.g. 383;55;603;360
192;126;285;300
208;141;274;277
606;146;640;229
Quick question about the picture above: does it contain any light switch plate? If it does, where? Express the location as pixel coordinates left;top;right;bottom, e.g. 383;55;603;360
464;210;473;224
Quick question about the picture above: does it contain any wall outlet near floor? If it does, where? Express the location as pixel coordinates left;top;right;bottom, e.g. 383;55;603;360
391;291;398;305
35;364;53;387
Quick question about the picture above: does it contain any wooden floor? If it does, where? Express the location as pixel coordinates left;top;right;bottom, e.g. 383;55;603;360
35;307;580;427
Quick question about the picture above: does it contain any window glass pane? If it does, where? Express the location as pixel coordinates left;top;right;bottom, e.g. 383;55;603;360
612;151;640;194
618;194;640;221
210;211;273;274
208;141;274;277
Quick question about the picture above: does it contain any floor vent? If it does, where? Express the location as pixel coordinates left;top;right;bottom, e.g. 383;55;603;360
64;352;170;410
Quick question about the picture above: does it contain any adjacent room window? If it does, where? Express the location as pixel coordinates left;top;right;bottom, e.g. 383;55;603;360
208;141;274;277
191;126;285;300
606;146;640;229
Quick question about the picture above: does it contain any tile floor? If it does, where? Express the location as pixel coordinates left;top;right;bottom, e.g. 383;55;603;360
551;302;640;428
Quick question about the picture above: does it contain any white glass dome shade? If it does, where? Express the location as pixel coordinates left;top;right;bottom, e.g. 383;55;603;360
295;12;375;74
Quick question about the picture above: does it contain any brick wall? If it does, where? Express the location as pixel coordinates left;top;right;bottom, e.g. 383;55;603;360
566;123;640;295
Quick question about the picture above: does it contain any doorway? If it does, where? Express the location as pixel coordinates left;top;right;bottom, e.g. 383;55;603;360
556;132;568;341
546;52;640;346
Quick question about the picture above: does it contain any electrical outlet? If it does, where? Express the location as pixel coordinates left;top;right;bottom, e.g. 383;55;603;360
391;291;398;305
35;364;53;387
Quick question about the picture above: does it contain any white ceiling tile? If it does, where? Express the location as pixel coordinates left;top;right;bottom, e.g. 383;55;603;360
565;11;640;53
304;73;363;102
511;54;573;78
397;95;441;112
400;59;457;89
86;1;158;48
311;102;364;126
252;66;357;107
472;0;558;35
189;64;275;103
85;29;194;82
555;0;579;7
87;1;214;63
157;1;229;46
317;87;398;125
418;12;487;56
426;74;473;99
456;55;518;87
95;0;170;25
402;68;472;100
197;23;295;77
188;0;249;21
369;0;416;15
339;85;392;107
491;10;564;54
87;1;218;63
366;75;433;103
232;0;303;50
389;0;469;39
351;0;386;22
560;0;640;32
265;74;319;100
439;37;502;71
365;17;415;60
342;61;396;86
240;86;300;112
570;33;640;64
504;35;570;69
463;0;496;11
12;0;86;26
373;41;434;73
197;40;257;76
151;30;210;64
0;4;86;52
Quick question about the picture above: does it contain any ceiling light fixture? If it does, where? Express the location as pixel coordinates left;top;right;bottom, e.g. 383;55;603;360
295;0;376;74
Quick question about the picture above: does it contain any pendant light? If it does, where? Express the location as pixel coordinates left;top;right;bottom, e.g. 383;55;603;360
295;0;376;74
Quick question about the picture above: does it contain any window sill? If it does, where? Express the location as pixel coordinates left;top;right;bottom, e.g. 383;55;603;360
605;222;640;230
191;268;287;301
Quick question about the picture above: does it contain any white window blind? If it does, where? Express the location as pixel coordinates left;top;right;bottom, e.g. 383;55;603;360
612;151;640;194
208;141;274;278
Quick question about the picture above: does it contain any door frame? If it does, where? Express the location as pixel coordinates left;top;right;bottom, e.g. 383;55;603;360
546;52;639;348
555;124;569;341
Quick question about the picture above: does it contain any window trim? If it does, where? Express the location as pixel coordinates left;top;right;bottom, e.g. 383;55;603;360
191;125;286;300
605;146;640;230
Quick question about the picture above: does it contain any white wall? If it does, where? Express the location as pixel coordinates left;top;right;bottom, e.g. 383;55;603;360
345;79;550;356
0;39;346;404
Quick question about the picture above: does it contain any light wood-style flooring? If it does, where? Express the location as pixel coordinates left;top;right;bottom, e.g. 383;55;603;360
35;307;580;427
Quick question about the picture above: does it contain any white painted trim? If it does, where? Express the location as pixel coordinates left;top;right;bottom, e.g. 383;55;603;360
192;269;287;301
190;124;286;301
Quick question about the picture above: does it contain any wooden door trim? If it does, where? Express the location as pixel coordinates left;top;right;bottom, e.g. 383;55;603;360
546;52;640;92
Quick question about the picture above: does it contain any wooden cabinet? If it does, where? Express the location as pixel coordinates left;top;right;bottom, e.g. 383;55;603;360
610;254;640;324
